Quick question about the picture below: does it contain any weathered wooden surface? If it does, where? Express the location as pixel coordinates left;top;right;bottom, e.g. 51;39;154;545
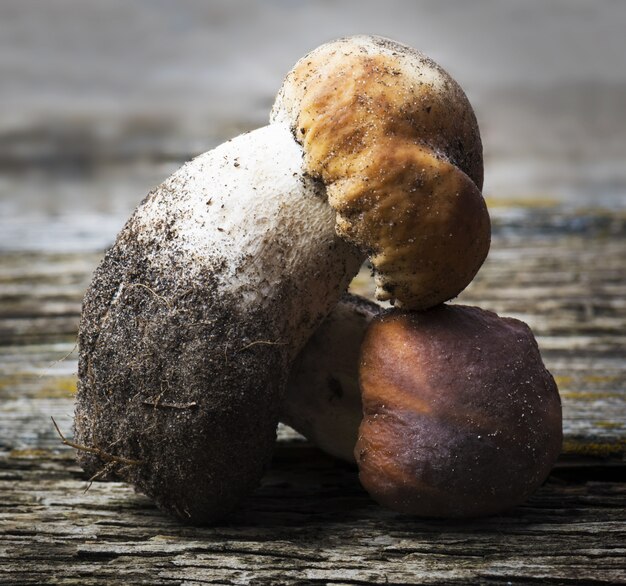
1;209;625;584
2;448;625;585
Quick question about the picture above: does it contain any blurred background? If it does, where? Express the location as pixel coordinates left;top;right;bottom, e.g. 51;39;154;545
0;0;624;252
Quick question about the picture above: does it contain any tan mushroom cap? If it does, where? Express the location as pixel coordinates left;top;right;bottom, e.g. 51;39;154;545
272;35;491;310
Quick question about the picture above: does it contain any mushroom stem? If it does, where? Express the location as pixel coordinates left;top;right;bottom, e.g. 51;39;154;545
283;294;380;462
75;123;363;524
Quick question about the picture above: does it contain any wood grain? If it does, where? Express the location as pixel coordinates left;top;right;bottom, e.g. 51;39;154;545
1;208;625;583
1;448;625;585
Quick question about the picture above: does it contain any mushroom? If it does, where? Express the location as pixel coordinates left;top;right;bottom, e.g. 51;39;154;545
75;124;362;524
283;294;380;461
75;35;491;524
285;301;563;518
272;35;490;309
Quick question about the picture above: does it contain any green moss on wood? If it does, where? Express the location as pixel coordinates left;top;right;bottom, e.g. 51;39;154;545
562;438;626;458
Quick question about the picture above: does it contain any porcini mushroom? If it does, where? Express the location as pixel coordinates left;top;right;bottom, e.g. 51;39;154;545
75;35;491;523
283;294;380;461
286;301;562;517
272;35;491;309
357;305;562;517
75;125;363;523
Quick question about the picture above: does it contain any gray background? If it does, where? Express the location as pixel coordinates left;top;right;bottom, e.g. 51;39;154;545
1;0;625;251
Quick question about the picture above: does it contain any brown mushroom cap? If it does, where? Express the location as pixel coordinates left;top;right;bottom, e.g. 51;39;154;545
356;305;562;518
272;36;491;310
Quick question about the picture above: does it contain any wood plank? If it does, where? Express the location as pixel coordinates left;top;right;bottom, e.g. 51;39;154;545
0;173;624;585
1;448;624;585
1;216;625;463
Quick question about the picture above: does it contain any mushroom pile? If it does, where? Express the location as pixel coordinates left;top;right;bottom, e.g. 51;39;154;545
75;36;562;524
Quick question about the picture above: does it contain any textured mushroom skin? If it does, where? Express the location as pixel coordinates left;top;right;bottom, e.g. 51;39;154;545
75;124;362;524
272;36;490;309
356;305;562;518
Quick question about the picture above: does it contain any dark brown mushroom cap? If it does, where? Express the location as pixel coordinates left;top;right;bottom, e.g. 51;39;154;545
356;305;562;518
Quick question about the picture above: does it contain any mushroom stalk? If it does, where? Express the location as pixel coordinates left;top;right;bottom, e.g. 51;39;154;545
75;123;362;524
283;294;380;462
